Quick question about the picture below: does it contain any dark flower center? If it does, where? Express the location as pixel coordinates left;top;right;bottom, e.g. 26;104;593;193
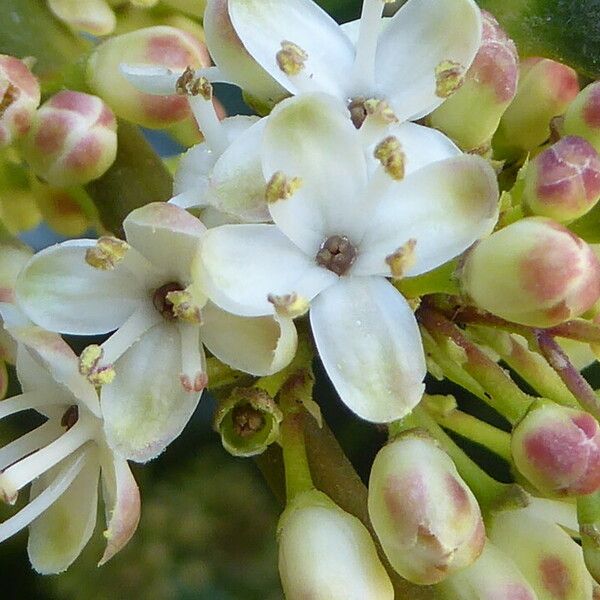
315;235;357;276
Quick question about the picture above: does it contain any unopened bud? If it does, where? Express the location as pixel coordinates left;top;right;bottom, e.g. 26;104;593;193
23;91;117;187
522;136;600;222
48;0;116;36
87;26;210;128
460;217;600;327
512;400;600;496
368;431;485;584
33;181;91;237
0;55;40;149
494;57;579;158
429;11;518;151
564;81;600;154
278;489;394;599
214;387;283;457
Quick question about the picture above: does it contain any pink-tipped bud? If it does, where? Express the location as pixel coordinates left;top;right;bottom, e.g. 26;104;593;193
23;91;117;187
0;55;40;149
460;217;600;327
87;26;210;128
494;58;579;158
512;401;600;496
204;0;287;111
278;490;394;600
564;82;600;154
429;11;518;151
522;136;600;222
368;431;485;585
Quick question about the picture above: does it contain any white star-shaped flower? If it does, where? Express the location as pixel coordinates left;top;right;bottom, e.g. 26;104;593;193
197;94;499;422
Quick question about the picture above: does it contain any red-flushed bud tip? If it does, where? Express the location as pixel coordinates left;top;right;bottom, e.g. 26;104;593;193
87;26;210;128
23;91;117;187
460;217;600;327
494;57;579;158
522;136;600;222
429;10;518;151
565;82;600;154
512;401;600;496
0;55;40;149
368;431;485;585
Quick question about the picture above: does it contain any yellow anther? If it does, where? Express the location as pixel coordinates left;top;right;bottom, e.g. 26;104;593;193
265;171;303;203
386;239;417;280
435;60;465;98
364;98;398;124
87;366;116;386
165;289;202;323
79;344;116;386
374;136;406;181
276;41;308;76
267;292;310;319
176;66;212;100
85;236;130;271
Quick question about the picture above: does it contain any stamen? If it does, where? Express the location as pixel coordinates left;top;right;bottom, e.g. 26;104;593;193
267;292;310;319
165;288;202;324
79;344;115;386
178;323;207;393
0;391;65;420
435;60;465;98
85;236;130;271
265;172;303;203
176;66;212;100
374;136;406;180
364;98;398;123
276;41;308;76
188;93;228;156
386;239;417;279
315;235;358;276
0;421;62;472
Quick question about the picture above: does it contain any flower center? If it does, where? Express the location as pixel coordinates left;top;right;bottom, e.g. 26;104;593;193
349;97;368;129
315;235;358;276
60;405;79;431
152;282;185;321
232;404;266;438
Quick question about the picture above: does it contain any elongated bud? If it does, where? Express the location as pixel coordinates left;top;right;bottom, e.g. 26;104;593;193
564;82;600;154
214;387;283;457
87;26;210;128
494;58;579;158
522;136;600;222
429;11;518;151
47;0;116;36
0;55;40;149
22;91;117;187
204;0;287;111
278;489;394;600
512;400;600;496
368;431;485;584
440;542;537;600
490;509;594;599
460;217;600;327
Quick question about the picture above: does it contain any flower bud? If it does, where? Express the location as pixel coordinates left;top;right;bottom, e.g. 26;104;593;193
440;542;537;600
23;91;117;187
494;58;579;158
564;82;600;154
87;26;210;128
428;11;518;151
490;509;594;600
47;0;116;36
460;217;600;327
214;387;283;457
368;431;485;585
522;136;600;222
0;55;40;149
512;400;600;496
204;0;287;111
278;489;394;600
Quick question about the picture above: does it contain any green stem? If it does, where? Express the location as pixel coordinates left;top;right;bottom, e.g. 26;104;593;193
206;357;251;390
396;260;460;298
280;411;313;501
577;492;600;583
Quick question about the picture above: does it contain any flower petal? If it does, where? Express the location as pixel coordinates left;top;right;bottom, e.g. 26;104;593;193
310;276;426;422
98;449;141;565
263;94;368;254
376;0;482;121
28;449;99;575
228;0;354;97
123;202;206;284
197;224;336;317
100;322;203;462
354;155;499;277
15;240;143;335
201;302;297;376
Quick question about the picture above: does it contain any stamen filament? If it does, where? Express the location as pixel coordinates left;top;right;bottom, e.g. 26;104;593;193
178;322;207;393
350;0;384;94
188;95;228;156
0;391;65;420
0;421;62;471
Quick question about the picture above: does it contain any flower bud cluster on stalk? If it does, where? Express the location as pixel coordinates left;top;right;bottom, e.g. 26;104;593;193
3;0;600;596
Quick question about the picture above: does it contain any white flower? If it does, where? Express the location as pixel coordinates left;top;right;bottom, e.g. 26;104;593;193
14;203;296;461
205;0;482;123
197;94;499;422
0;325;140;574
